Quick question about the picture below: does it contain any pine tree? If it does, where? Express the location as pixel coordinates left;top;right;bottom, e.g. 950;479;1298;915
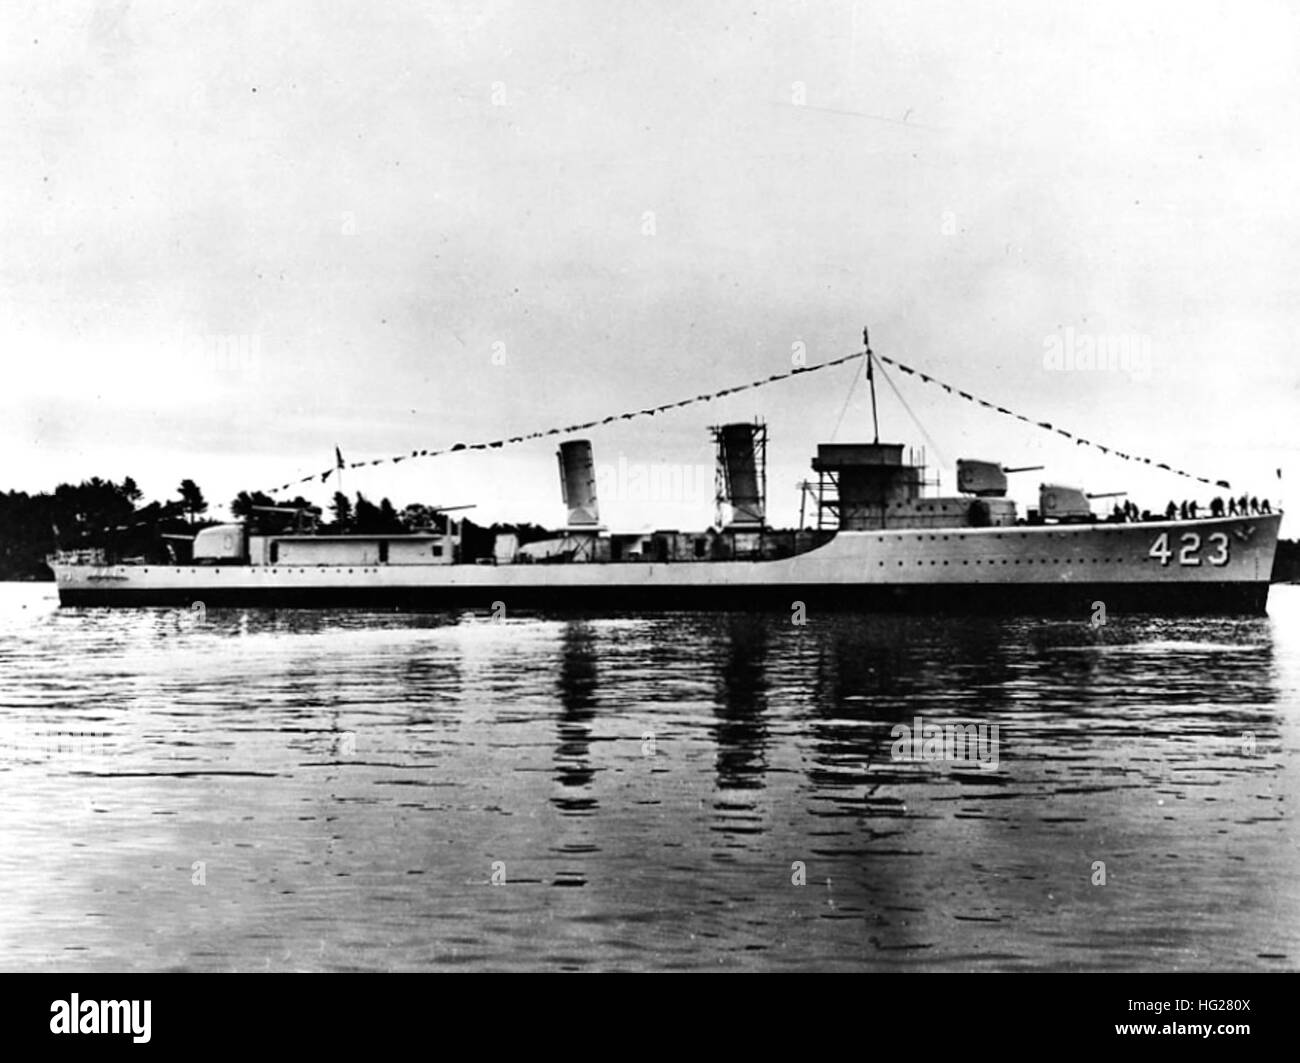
177;480;208;526
330;491;353;530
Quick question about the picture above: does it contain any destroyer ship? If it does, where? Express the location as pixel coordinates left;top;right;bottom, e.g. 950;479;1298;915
47;350;1282;616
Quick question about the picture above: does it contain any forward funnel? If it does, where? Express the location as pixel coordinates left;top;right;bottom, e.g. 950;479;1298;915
712;422;767;528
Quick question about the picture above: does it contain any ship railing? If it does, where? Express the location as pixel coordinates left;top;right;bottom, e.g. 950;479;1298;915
49;548;108;566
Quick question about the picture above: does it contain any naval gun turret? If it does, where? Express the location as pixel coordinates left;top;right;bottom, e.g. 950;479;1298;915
955;460;1044;525
957;459;1044;497
1039;484;1093;522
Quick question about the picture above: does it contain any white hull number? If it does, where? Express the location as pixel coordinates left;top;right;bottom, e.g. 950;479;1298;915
1148;531;1230;567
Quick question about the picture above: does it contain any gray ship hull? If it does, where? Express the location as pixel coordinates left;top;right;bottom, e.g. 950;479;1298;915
50;513;1283;616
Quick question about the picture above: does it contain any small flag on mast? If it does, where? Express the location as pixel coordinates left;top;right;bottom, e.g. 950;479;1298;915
336;446;345;469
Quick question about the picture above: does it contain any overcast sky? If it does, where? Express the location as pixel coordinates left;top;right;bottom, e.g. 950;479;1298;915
4;0;1298;529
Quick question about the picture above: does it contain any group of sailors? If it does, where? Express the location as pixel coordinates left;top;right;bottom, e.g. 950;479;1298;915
1109;496;1273;522
1181;496;1273;518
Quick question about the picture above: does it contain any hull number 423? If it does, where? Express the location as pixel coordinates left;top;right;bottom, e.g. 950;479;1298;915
1148;531;1229;567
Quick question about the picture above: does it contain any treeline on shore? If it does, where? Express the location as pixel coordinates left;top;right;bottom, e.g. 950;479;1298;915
0;477;550;580
1275;538;1300;583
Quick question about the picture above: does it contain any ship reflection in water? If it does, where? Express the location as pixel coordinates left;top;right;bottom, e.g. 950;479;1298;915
0;584;1296;971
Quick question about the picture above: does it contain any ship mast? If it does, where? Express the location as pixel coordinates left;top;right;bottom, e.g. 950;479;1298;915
865;326;879;444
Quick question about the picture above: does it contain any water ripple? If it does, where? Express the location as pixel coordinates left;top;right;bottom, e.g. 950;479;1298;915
0;583;1296;970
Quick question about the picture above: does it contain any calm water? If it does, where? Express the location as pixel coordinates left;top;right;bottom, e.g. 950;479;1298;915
1;582;1297;971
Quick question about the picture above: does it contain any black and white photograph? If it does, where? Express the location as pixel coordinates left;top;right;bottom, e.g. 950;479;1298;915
0;0;1295;1033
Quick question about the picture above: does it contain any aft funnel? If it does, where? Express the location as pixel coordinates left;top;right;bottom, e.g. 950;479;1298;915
557;439;600;527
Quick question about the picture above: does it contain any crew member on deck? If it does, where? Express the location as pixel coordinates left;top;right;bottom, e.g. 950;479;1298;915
1228;497;1238;515
1166;501;1177;520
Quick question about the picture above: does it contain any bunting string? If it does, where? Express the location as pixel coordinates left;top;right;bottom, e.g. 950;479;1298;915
871;351;1230;489
265;346;1230;495
265;351;866;494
